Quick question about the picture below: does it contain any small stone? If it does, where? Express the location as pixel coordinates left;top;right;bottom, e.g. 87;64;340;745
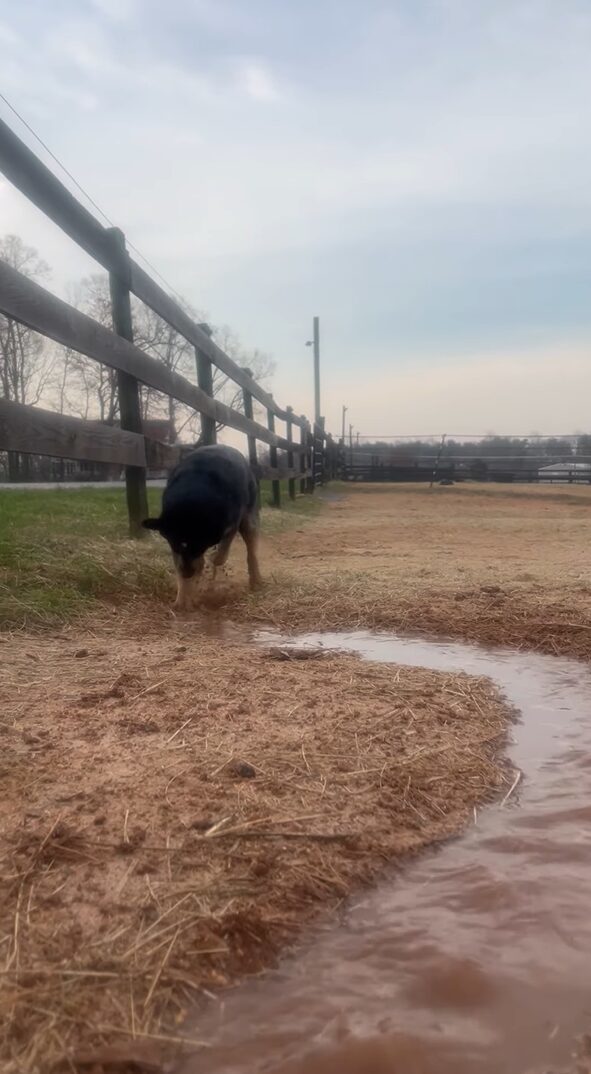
74;648;89;658
228;760;257;779
190;818;213;831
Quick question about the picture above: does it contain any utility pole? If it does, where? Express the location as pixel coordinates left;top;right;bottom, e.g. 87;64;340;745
305;316;321;425
341;405;347;443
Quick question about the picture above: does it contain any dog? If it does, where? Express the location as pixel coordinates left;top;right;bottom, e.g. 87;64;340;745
142;444;262;609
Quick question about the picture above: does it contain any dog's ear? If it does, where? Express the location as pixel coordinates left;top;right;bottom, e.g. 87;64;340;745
142;517;163;532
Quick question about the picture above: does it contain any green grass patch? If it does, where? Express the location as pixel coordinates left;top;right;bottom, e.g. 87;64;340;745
0;483;320;630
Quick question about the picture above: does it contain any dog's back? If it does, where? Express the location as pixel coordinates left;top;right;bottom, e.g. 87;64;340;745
164;445;256;524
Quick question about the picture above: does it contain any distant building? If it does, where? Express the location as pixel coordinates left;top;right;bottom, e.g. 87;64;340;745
142;418;176;445
141;418;177;479
538;461;591;483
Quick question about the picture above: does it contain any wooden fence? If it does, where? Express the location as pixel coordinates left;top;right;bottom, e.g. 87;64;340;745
0;117;341;533
342;455;591;484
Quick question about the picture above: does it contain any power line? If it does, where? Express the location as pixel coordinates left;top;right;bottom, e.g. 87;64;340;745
124;241;192;314
0;91;194;313
0;91;116;229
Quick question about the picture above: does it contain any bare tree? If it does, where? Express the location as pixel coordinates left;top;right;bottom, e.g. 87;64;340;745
133;302;197;439
54;274;276;444
0;235;54;479
52;274;197;438
0;234;278;480
174;328;275;443
210;324;276;416
61;277;120;424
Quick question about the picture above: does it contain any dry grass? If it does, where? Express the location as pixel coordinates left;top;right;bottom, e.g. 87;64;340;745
2;480;587;1071
216;482;591;660
3;481;591;657
0;622;511;1073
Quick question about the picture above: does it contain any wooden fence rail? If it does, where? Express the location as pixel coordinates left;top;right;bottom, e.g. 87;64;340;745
0;116;335;533
0;260;303;454
0;117;303;425
0;397;146;468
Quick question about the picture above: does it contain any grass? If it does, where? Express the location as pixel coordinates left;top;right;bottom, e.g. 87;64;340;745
5;478;590;657
0;481;320;629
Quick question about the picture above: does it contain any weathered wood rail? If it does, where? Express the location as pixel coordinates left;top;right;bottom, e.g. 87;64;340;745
0;117;341;533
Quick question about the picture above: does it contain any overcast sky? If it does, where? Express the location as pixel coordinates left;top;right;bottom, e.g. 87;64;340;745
2;0;591;436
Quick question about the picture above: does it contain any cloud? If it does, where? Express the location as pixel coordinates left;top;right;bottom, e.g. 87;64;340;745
2;0;591;436
0;20;19;44
90;0;138;21
238;61;280;102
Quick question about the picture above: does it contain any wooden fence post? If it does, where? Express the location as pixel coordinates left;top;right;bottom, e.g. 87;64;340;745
107;227;148;538
326;432;335;479
306;420;314;493
267;404;281;507
313;416;326;487
195;323;216;445
299;415;307;494
286;406;296;501
241;367;260;506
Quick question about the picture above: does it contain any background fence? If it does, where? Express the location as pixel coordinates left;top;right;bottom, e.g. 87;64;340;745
0;117;341;534
342;434;591;485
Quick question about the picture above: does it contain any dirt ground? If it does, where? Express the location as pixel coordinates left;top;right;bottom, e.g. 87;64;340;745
245;482;591;659
1;482;589;1072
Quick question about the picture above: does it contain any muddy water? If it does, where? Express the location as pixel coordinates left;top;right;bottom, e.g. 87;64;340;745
178;632;591;1074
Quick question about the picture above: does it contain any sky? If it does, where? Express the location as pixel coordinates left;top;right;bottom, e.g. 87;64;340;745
2;0;591;437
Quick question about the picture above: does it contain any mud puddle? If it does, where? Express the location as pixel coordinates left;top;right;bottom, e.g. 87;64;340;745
177;631;591;1074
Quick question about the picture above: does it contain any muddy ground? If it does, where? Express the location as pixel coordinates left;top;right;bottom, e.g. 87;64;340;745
1;482;589;1072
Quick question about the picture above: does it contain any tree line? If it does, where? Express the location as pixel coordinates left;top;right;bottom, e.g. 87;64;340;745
0;234;275;481
356;435;591;460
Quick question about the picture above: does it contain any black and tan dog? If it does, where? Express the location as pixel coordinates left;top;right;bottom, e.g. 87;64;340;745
143;445;262;610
